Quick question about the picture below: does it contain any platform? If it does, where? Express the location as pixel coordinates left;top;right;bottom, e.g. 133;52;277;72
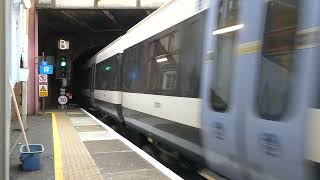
10;108;182;180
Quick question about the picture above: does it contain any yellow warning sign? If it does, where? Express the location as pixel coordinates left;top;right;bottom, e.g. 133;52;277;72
40;86;46;91
39;91;48;97
39;85;48;97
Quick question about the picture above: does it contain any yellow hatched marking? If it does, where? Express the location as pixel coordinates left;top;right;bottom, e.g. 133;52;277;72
52;113;64;180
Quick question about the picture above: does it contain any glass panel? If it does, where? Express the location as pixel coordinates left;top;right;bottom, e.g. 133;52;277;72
162;71;177;90
217;0;239;29
169;31;181;53
155;35;169;56
211;0;239;112
257;0;299;120
95;55;120;91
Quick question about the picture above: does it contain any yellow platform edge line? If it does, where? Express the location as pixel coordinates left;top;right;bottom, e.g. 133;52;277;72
52;113;64;180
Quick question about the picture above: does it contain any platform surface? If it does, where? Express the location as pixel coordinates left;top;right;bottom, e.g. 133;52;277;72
10;108;182;180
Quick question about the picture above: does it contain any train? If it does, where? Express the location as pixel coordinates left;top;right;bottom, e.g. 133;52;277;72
79;0;320;179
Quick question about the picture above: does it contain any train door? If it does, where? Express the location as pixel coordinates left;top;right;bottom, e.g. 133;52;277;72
242;0;320;179
201;0;243;179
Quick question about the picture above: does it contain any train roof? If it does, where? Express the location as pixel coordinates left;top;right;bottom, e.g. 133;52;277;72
94;0;209;63
95;36;124;64
123;0;209;49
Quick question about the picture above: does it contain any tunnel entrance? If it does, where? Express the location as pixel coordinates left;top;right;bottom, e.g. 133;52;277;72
37;9;153;109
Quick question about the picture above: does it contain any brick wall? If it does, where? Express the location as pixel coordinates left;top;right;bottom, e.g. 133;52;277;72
11;82;22;121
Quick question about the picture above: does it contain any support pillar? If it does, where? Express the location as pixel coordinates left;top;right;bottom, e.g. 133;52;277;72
0;0;11;179
35;10;39;114
27;3;39;115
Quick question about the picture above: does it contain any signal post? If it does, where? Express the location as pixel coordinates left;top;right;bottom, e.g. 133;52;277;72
56;39;71;109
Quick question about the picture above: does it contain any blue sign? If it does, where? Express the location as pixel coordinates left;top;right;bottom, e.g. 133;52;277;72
40;64;53;74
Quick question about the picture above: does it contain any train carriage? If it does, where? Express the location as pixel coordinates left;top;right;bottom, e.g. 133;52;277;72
81;0;211;167
93;36;124;122
80;0;320;179
201;0;320;179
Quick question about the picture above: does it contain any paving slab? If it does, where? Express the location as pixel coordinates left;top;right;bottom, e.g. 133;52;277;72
78;131;117;141
92;151;154;174
70;117;100;126
103;169;170;180
67;114;88;117
55;112;103;180
84;140;132;153
75;125;106;132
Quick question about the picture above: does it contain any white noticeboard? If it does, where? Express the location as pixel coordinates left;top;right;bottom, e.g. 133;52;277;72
58;96;68;105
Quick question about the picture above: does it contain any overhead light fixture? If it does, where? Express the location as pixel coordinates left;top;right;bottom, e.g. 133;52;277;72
212;24;244;35
21;0;31;9
156;57;168;63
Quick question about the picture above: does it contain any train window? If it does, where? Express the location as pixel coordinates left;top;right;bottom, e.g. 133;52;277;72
155;35;169;56
257;0;299;120
95;55;121;91
162;71;177;90
211;0;239;112
147;32;180;94
148;41;155;59
169;31;181;53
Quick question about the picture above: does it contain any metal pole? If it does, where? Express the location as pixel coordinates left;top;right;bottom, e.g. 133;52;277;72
42;97;45;113
1;0;11;179
41;52;45;113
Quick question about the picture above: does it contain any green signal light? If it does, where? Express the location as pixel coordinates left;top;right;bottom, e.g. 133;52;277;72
61;61;66;67
105;66;112;72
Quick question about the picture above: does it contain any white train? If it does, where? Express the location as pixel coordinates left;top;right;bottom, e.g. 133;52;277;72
201;0;320;179
80;0;320;179
80;0;209;168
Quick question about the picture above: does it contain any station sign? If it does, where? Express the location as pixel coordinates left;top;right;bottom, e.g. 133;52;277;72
39;65;53;75
39;61;53;75
58;40;70;50
39;74;48;97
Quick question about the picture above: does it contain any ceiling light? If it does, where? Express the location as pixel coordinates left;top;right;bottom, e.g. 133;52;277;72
156;57;168;63
212;24;244;35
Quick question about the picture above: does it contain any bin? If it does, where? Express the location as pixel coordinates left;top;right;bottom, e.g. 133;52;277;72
20;144;44;171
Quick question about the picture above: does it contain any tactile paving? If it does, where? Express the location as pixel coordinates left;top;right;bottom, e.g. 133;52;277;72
55;112;103;180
